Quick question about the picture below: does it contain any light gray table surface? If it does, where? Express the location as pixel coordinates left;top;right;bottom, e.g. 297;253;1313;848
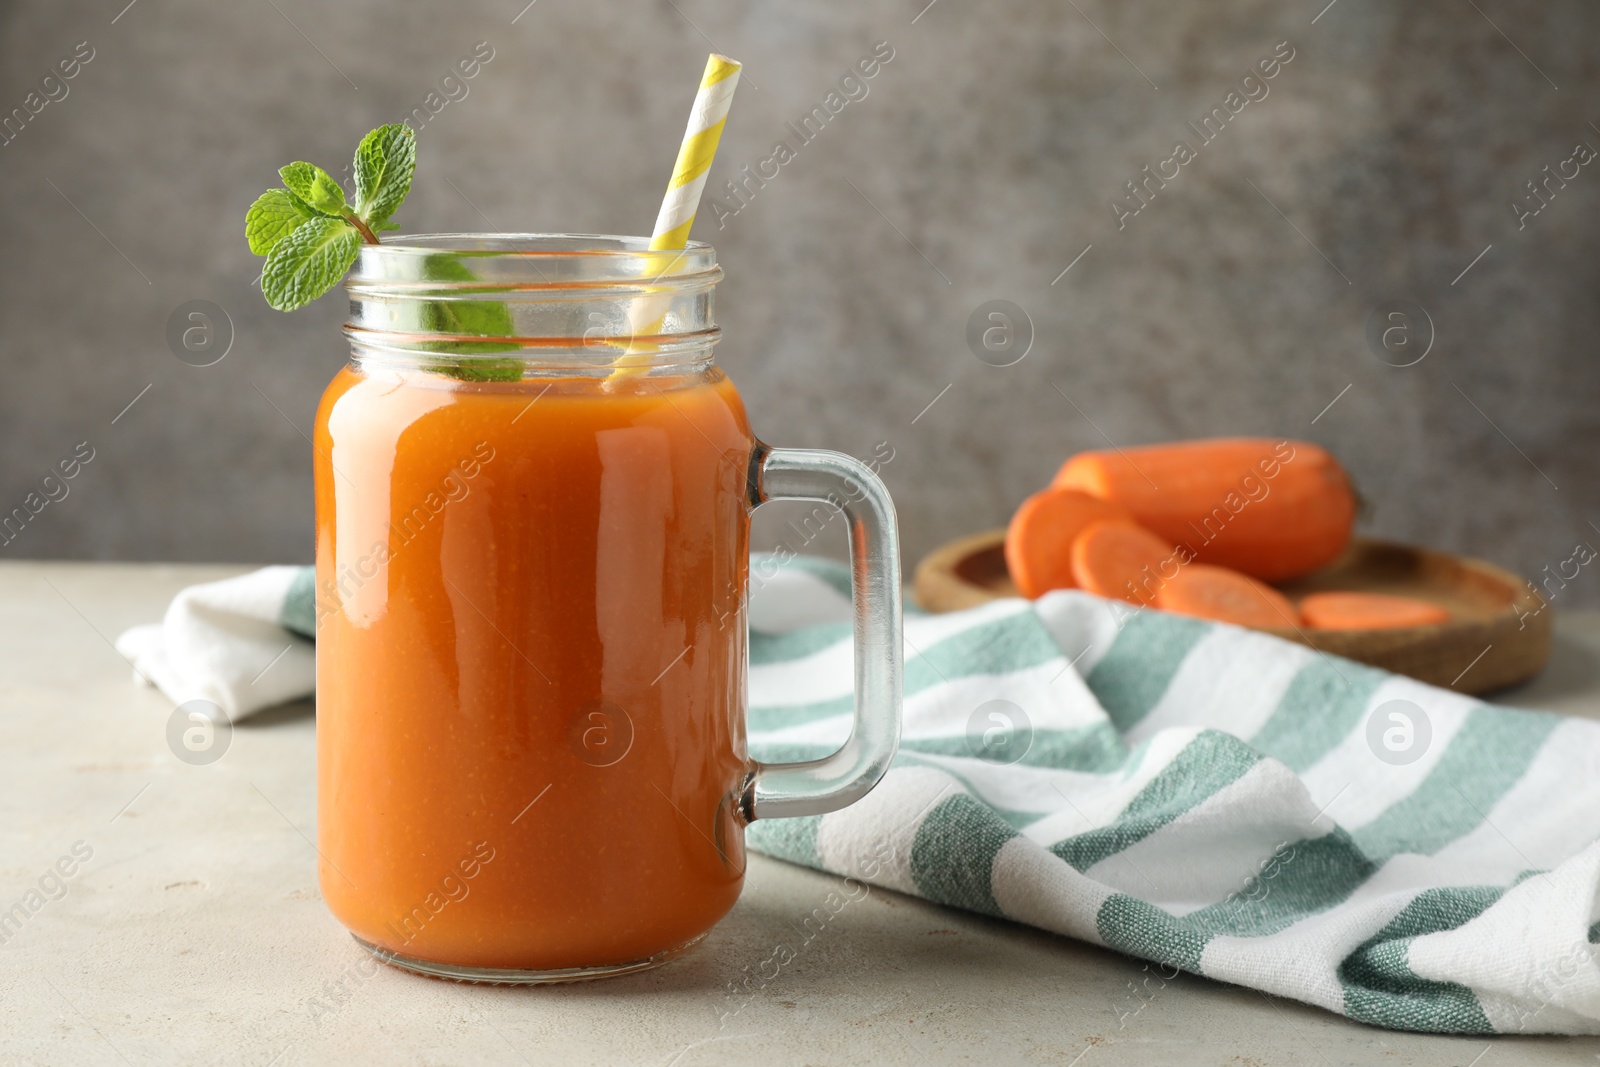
1;561;1597;1066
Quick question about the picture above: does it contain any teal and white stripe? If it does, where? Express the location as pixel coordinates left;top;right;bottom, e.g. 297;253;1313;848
745;555;1600;1035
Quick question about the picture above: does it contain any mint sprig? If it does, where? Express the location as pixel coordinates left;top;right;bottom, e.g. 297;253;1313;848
246;124;416;312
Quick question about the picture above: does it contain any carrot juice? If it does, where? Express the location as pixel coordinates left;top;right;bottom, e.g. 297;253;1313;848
313;362;755;973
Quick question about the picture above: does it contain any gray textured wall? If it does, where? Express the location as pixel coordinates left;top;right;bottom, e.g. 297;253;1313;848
1;1;1596;601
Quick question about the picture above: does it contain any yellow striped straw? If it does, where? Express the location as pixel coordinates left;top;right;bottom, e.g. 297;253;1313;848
610;54;742;379
649;54;742;251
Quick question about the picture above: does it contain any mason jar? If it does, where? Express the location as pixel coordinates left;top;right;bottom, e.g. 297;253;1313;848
312;234;902;982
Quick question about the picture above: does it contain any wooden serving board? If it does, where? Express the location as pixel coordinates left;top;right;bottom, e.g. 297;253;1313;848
912;531;1551;695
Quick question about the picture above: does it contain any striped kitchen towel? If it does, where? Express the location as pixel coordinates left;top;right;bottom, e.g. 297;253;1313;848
747;558;1600;1036
117;557;1600;1033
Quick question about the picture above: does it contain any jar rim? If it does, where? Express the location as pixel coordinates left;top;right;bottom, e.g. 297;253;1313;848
343;233;721;369
350;232;718;288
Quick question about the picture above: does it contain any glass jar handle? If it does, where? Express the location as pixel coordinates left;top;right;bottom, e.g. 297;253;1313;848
743;445;903;821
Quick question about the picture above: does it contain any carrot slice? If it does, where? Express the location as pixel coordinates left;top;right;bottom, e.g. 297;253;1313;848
1299;591;1449;630
1004;488;1134;599
1070;521;1183;604
1054;437;1356;582
1156;564;1301;629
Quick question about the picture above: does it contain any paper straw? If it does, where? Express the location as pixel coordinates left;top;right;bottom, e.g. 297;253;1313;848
649;54;742;251
609;54;742;379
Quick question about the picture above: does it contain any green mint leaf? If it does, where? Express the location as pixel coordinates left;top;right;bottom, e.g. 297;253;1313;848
261;216;362;312
415;255;522;381
279;161;347;216
374;221;400;231
245;188;316;256
353;124;416;226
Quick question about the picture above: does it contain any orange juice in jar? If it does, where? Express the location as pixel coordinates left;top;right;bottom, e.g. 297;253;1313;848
313;236;902;982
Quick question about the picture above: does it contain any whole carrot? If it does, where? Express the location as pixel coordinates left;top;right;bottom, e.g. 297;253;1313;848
1054;437;1355;582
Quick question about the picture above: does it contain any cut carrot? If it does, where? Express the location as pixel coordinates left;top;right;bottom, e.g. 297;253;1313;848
1299;591;1449;630
1156;563;1301;629
1070;520;1184;604
1004;488;1134;599
1054;437;1356;582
